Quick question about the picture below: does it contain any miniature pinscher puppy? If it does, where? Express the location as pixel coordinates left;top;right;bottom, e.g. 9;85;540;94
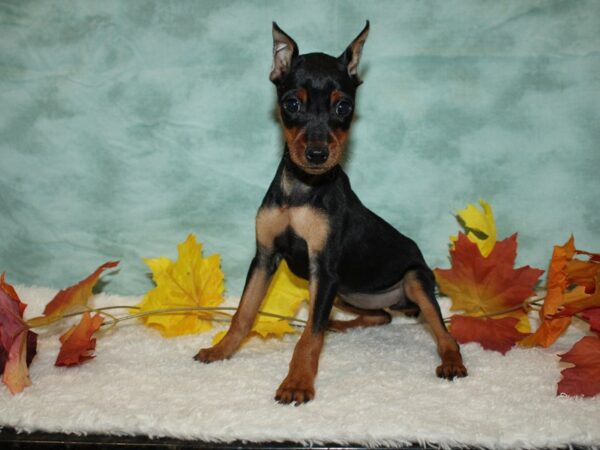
195;22;467;404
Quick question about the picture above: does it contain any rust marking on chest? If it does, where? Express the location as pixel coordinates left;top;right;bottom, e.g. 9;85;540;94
288;206;329;254
255;205;330;254
256;206;290;250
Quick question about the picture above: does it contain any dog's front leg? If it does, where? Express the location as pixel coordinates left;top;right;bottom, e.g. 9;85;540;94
194;250;276;363
196;205;287;363
275;252;338;405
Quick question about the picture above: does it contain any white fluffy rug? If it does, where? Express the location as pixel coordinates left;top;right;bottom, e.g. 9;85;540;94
1;286;600;449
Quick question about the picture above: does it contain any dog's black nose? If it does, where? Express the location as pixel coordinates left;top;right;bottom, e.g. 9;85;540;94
305;147;329;164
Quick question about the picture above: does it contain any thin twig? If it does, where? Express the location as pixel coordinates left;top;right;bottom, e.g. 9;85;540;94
28;305;309;330
442;295;546;324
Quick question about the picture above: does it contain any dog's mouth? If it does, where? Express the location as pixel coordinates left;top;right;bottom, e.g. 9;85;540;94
299;164;333;175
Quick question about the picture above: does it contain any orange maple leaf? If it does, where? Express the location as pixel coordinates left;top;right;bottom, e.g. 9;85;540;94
55;312;104;366
551;252;600;319
0;274;38;394
520;236;600;348
449;315;529;355
27;261;119;328
551;282;600;320
434;233;543;332
557;336;600;397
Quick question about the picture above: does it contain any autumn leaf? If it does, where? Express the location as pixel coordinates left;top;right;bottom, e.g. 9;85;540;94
44;261;119;317
567;249;600;292
55;312;104;366
435;233;543;333
449;315;529;355
557;336;600;397
550;255;600;320
520;236;599;348
253;260;308;337
581;308;600;335
451;199;496;257
519;237;575;347
27;261;119;328
135;234;225;337
551;282;600;320
0;274;38;394
0;274;22;313
212;260;308;345
0;329;37;374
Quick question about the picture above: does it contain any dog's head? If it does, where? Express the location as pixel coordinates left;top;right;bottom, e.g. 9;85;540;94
270;22;369;175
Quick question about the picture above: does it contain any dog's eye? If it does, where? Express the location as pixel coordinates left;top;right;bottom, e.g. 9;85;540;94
335;100;352;117
282;98;301;114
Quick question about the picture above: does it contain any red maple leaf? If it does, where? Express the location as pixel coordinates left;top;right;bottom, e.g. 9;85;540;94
581;308;600;335
0;273;37;394
55;312;104;367
0;331;37;373
434;233;543;330
450;315;529;355
557;336;600;397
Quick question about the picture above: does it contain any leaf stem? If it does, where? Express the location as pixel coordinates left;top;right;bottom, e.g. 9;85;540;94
97;306;308;327
27;304;309;331
28;293;556;334
442;295;546;324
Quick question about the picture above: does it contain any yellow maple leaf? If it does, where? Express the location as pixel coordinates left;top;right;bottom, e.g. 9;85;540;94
135;234;225;337
212;260;308;344
450;199;497;257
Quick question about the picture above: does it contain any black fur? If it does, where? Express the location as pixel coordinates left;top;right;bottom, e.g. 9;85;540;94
195;23;466;401
261;24;441;333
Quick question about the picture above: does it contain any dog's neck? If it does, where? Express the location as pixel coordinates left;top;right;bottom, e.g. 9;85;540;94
279;146;342;201
280;148;340;198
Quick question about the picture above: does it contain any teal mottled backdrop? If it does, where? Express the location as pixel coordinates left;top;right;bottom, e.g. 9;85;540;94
1;0;599;296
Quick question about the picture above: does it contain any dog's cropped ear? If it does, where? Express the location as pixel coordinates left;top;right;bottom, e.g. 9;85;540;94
339;21;369;80
270;22;299;84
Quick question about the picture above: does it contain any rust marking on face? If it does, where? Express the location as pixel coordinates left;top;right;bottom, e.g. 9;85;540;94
331;128;349;146
330;89;343;106
289;206;329;254
283;126;308;168
256;206;290;250
325;128;348;168
296;88;308;104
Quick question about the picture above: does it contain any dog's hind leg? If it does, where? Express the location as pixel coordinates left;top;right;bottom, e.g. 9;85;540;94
328;299;391;331
391;298;421;318
403;269;467;379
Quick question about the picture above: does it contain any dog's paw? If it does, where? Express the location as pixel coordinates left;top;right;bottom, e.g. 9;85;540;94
193;346;230;364
275;378;315;405
436;361;468;379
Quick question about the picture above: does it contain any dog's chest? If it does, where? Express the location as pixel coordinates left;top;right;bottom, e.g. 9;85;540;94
256;205;329;255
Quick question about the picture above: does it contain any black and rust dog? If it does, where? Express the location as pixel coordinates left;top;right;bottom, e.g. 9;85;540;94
195;22;467;404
